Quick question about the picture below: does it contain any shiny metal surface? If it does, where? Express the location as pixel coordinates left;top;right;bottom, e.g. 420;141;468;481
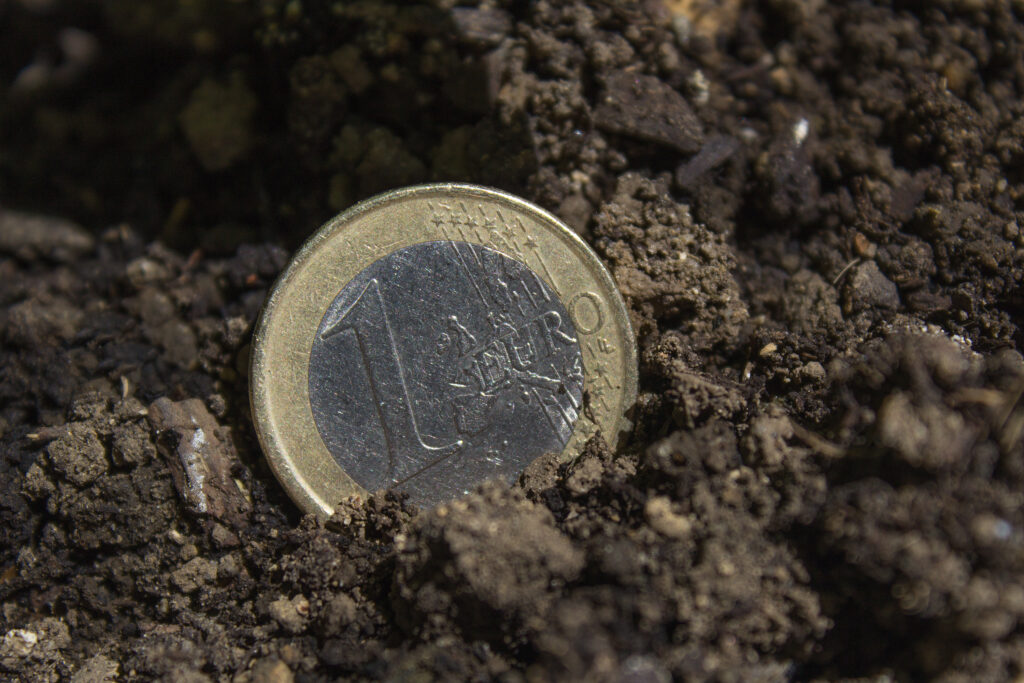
308;240;583;506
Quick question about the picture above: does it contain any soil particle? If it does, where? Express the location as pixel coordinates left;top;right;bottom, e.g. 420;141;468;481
843;259;901;315
0;618;70;680
354;128;428;197
287;55;349;165
675;135;740;190
594;69;704;154
754;135;821;228
0;211;95;263
643;495;693;539
170;557;218;595
5;296;85;347
43;423;107;487
247;658;293;683
179;74;258;172
779;270;845;337
392;483;584;641
1;629;39;659
110;422;156;468
667;363;748;430
267;595;310;635
592;172;747;351
451;7;513;48
665;0;743;41
69;653;118;683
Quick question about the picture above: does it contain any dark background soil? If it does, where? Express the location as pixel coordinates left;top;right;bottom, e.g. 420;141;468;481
2;0;1024;681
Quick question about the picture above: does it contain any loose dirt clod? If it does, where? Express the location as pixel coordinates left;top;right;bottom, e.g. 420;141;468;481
0;210;95;263
594;70;704;154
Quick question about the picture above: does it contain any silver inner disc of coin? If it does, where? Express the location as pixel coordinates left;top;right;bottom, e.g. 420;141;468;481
309;240;584;506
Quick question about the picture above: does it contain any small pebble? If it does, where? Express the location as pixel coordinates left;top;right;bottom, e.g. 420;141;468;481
1;629;38;658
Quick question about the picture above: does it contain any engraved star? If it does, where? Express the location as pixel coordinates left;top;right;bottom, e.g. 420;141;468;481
524;234;539;250
507;218;526;240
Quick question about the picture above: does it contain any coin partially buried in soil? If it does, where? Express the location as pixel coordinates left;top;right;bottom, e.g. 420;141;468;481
250;184;637;517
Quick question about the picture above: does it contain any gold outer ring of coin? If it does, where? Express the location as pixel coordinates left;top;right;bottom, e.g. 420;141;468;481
250;183;638;519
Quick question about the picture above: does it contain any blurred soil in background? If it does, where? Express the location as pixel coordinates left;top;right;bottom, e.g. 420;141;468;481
3;0;1024;680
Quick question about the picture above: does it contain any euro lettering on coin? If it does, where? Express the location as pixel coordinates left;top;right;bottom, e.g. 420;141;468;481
250;184;637;516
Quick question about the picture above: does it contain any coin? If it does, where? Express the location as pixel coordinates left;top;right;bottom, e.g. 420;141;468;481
250;184;637;516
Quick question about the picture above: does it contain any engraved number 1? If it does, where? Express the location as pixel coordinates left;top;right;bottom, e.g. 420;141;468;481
321;279;462;483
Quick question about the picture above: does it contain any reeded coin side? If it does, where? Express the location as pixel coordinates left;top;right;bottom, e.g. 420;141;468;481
250;184;637;517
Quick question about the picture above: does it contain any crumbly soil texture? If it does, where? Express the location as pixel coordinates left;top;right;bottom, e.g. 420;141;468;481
3;1;1024;681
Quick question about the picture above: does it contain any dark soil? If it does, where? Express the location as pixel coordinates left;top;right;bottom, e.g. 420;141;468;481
3;1;1024;681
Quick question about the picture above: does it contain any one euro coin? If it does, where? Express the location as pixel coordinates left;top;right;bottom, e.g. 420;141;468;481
250;184;636;516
